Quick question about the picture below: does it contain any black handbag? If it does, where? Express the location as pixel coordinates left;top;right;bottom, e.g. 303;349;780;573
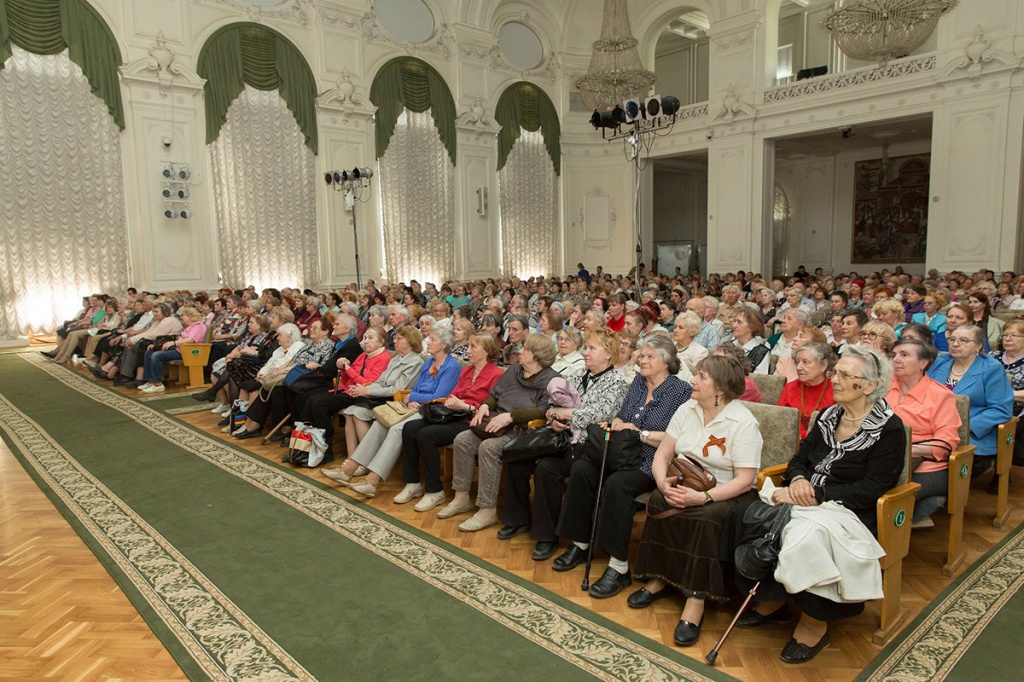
733;501;793;581
579;423;643;472
420;403;472;424
501;426;571;463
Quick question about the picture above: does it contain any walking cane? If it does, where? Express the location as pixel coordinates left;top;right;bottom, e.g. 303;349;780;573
260;412;292;446
581;427;611;591
705;581;760;664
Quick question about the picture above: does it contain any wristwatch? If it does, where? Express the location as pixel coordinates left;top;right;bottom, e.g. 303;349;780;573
641;430;650;444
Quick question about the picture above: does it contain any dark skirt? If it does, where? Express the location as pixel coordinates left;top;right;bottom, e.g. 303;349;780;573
634;489;756;603
227;356;262;384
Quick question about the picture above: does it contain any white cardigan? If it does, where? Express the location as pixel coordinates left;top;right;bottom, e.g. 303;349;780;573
256;341;305;380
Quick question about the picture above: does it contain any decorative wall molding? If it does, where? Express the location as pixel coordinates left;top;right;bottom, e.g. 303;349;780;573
316;1;364;29
455;96;500;138
710;85;755;123
763;55;937;104
357;11;456;58
678;102;709;122
579;187;616;247
197;0;313;26
713;29;756;52
935;26;1022;83
317;70;377;125
120;32;206;95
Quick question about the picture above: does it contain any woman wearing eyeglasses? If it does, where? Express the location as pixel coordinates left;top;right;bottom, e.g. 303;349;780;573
729;346;904;664
989;319;1024;478
927;325;1013;484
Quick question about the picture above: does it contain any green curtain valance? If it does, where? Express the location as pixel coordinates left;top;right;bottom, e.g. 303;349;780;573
197;23;318;154
495;82;560;175
369;57;456;166
0;0;125;130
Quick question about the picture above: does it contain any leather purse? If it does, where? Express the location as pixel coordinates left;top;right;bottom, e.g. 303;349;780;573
579;424;643;472
420;403;472;424
373;401;418;428
645;456;718;520
501;426;571;463
734;502;793;581
470;415;511;440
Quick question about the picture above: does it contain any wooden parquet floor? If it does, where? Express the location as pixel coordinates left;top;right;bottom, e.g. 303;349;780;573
3;360;1023;681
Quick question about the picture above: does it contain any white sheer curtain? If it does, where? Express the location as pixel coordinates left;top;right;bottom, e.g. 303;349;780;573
498;129;558;278
209;85;318;290
378;109;455;283
0;46;128;339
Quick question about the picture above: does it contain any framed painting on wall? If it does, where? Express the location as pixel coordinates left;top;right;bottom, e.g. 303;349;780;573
851;154;930;263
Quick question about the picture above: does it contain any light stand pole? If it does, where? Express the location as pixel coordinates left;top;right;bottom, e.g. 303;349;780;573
590;96;680;279
325;167;374;290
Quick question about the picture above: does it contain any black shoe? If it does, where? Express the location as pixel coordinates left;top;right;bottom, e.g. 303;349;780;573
737;604;793;628
627;586;673;609
269;431;290;443
588;567;631;599
780;633;830;664
192;390;216;402
40;351;56;358
218;416;231;427
532;541;557;561
280;451;292;463
552;545;586;572
279;438;291;448
673;616;704;646
112;377;130;386
497;524;530;540
124;380;144;389
235;428;262;440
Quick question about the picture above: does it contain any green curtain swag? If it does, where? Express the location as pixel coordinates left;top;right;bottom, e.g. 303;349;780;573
197;23;318;154
0;0;125;130
369;57;457;166
495;82;560;175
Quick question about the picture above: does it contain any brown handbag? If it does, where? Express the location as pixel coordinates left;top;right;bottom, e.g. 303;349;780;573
646;456;718;520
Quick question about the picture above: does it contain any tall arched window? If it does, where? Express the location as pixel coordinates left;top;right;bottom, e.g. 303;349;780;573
495;82;560;278
0;0;128;338
370;57;456;284
198;23;319;290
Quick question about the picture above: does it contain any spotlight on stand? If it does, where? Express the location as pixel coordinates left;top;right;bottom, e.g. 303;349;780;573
180;209;192;219
164;208;177;219
162;188;172;198
590;106;626;135
624;99;643;122
324;172;334;185
659;95;681;117
352;167;373;179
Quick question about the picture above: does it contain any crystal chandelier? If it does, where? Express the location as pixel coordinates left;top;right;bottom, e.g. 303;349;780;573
822;0;958;66
575;0;656;111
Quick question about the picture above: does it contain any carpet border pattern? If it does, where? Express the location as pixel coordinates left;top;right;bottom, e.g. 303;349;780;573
20;353;726;682
0;394;313;682
860;517;1024;681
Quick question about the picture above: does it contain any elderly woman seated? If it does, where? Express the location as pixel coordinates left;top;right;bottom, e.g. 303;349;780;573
872;297;906;338
711;343;762;403
326;327;461;494
672;311;709;375
545;335;691;596
552;326;585;376
911;292;947;338
501;314;530;366
859;320;897;356
777;342;836;439
991;319;1024;471
927;324;1014;485
51;297;117;364
438;334;560;532
887;339;962;527
137;306;208;393
729;346;905;664
197;313;272;414
774;326;828;382
451;319;475;362
115;303;184;388
295;295;322;336
731;308;771;374
614;328;640;382
501;329;631;556
305;326;423;463
628;355;762;646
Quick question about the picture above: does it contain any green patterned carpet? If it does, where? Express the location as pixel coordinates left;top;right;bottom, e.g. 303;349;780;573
0;353;737;682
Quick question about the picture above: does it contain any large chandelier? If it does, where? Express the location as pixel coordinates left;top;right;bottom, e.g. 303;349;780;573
822;0;958;66
575;0;656;111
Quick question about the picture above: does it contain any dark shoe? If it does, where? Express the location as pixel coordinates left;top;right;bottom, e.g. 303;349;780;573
192;390;216;402
588;567;631;599
673;617;704;646
497;524;530;540
90;367;107;379
972;457;995;479
737;604;793;628
280;451;292;463
269;431;290;443
218;416;231;427
40;351;56;358
124;380;144;389
552;545;586;572
627;586;673;609
112;376;130;386
279;438;291;448
780;633;830;664
532;541;557;561
235;428;262;440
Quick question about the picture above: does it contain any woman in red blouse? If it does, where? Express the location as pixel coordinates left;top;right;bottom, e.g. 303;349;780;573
605;293;628;332
777;342;836;439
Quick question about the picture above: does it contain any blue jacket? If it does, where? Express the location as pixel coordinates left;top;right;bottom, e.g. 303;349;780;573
927;353;1013;456
408;354;462;404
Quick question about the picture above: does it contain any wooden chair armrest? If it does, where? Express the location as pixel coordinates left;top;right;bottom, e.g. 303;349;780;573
393;389;412;402
876;482;921;569
527;419;547;429
756;464;788;490
946;445;976;512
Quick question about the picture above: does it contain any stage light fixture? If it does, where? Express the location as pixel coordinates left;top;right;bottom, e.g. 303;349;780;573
590;106;626;130
177;188;190;199
162;188;172;198
178;167;191;180
645;96;661;117
162;166;173;178
164;208;177;219
180;209;192;219
352;167;373;179
324;172;334;185
623;99;643;122
659;95;680;117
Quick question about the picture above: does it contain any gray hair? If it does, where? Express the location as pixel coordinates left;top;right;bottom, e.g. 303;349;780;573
722;284;741;295
418;314;436;328
702;296;719;312
793;342;835;371
306;295;320;306
783;307;811;326
430;325;455;353
507;313;529;331
638;333;681;376
155;303;173;318
586;308;607;326
335;313;357;335
389;305;409;321
676;311;702;337
557;325;583;349
840;344;892;404
951;323;985;346
276;323;303;344
369;304;388;320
